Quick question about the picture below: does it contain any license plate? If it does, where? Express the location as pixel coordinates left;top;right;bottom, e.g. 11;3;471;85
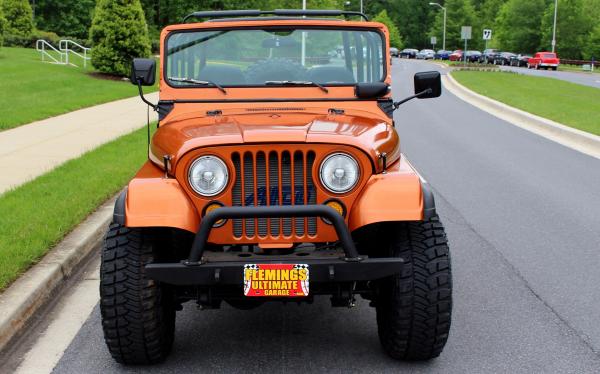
243;264;309;297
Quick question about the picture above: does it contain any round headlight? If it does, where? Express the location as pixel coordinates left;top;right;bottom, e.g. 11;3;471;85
188;156;229;196
319;153;360;193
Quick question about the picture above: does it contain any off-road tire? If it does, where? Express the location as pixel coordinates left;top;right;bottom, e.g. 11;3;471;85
375;215;452;361
100;223;175;365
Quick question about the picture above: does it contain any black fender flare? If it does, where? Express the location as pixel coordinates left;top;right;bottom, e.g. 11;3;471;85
113;187;127;225
421;182;437;220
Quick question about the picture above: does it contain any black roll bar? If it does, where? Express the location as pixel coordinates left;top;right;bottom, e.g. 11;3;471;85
183;9;369;23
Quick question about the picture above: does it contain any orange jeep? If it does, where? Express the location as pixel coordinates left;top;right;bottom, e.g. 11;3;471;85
101;9;451;365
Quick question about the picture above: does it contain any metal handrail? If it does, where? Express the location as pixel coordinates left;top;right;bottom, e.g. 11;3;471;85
35;39;66;65
59;39;91;68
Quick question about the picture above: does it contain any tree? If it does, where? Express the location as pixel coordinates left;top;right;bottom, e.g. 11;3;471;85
373;9;403;48
584;24;600;61
32;0;95;40
429;0;477;51
495;0;545;53
0;5;6;47
392;0;433;48
89;0;152;76
540;0;591;59
1;0;33;37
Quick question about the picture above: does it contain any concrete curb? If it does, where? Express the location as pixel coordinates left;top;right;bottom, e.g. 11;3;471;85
442;72;600;160
0;197;114;351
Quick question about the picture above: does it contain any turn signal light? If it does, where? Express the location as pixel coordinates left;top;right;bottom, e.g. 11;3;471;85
326;200;345;216
203;202;226;227
323;200;346;224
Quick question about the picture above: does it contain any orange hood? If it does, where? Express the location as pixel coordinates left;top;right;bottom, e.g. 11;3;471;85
150;105;400;173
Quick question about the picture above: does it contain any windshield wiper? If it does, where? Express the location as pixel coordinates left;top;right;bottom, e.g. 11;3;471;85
265;80;329;93
168;77;227;94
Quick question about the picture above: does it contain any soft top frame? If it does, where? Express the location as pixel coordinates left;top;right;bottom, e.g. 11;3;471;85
182;9;369;23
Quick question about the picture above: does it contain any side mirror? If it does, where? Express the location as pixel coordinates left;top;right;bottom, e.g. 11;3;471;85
130;58;156;86
355;82;390;99
414;71;441;98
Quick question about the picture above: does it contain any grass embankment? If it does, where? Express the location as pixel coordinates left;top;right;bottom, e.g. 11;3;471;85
0;47;155;130
0;126;150;290
452;70;600;136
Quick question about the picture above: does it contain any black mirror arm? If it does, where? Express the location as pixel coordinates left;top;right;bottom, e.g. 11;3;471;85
137;79;158;111
392;88;433;110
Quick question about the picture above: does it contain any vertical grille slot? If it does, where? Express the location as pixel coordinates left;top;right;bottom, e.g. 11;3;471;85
307;151;317;235
256;152;267;237
281;151;292;236
243;152;255;237
269;151;280;236
232;153;242;238
231;148;317;239
294;151;305;236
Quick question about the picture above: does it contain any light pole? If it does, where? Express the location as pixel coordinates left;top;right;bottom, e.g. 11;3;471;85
551;0;558;52
302;0;306;65
344;1;363;15
429;2;446;51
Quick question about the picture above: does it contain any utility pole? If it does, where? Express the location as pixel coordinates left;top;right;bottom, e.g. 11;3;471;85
551;0;558;52
429;3;446;51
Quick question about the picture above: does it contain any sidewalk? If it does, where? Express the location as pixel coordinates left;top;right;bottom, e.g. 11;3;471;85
0;93;158;194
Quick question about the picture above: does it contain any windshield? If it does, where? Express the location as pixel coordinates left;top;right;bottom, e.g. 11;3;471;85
166;28;385;87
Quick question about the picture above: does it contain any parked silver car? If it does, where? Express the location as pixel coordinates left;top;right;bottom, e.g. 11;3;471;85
416;49;435;60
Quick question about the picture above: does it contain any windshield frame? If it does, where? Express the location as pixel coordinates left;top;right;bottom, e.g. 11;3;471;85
163;25;387;90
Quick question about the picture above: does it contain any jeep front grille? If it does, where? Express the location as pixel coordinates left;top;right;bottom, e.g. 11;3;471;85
231;149;317;239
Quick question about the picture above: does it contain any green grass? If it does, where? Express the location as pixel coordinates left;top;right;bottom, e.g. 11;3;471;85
0;126;150;290
452;70;600;135
0;47;155;130
557;64;599;74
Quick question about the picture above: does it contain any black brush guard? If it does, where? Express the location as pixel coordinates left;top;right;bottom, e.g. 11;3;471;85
145;205;405;286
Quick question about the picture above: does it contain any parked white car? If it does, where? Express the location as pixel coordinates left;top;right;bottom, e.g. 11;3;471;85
416;49;435;60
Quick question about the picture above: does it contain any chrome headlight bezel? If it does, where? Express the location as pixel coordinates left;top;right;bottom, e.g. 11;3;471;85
188;155;229;197
319;152;360;194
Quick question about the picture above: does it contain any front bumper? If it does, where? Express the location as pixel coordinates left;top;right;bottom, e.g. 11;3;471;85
144;204;405;286
145;254;404;286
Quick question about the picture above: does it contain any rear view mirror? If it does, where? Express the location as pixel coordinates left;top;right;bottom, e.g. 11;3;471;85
414;71;441;98
355;82;390;99
131;58;156;86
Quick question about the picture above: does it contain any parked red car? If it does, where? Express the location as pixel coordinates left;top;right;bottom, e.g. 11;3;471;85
449;50;463;62
527;52;560;70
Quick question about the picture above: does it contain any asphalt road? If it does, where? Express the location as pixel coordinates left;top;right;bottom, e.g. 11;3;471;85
19;58;600;373
499;64;600;88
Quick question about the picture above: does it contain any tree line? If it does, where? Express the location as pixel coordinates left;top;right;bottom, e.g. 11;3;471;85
0;0;598;75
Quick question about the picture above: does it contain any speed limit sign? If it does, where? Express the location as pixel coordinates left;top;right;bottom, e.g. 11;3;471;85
483;29;492;40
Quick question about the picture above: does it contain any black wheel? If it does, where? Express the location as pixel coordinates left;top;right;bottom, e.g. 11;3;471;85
100;223;176;365
374;215;452;361
552;67;557;71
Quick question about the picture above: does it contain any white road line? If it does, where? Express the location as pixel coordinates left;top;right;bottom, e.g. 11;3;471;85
15;260;100;374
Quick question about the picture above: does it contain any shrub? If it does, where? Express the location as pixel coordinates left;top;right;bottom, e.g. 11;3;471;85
89;0;151;76
3;30;61;48
1;0;33;37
